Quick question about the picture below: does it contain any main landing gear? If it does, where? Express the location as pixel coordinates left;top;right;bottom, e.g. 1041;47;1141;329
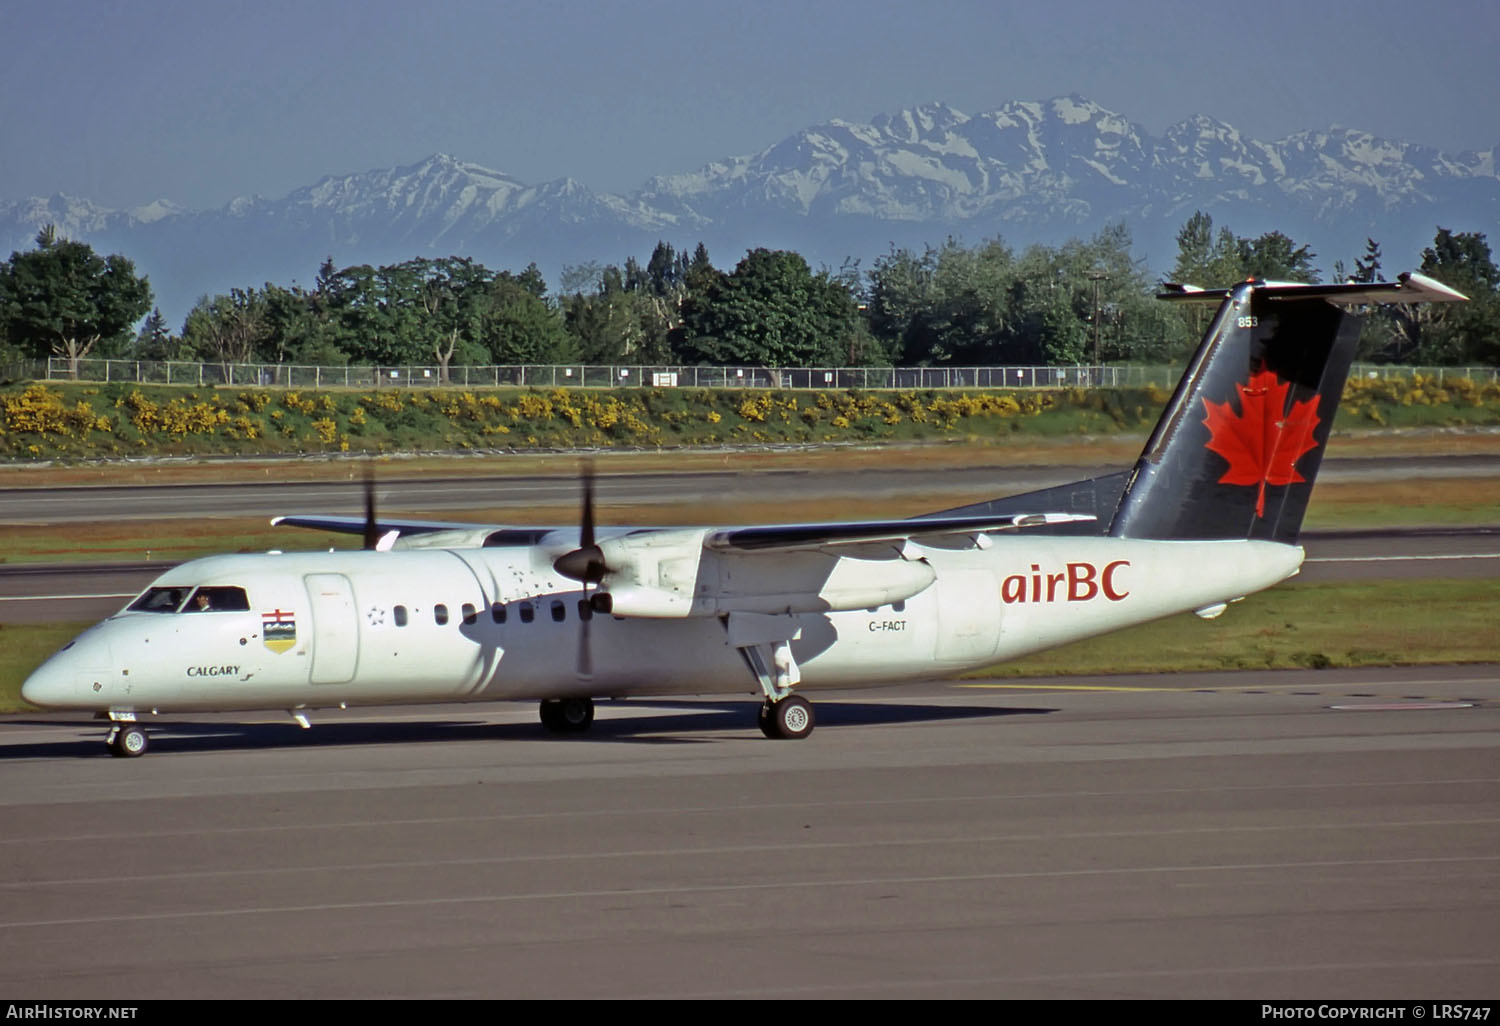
539;697;595;734
738;633;815;740
105;722;149;758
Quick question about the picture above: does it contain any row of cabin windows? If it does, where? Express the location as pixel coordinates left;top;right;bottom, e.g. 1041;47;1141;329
389;599;590;629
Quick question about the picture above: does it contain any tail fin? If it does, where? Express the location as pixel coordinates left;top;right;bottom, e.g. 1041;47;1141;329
1109;272;1467;542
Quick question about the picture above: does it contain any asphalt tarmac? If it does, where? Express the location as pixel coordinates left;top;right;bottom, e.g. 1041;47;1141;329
1;665;1495;999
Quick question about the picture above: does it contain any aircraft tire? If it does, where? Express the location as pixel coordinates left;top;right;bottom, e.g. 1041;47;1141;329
757;702;777;738
540;697;594;734
109;725;148;758
768;695;814;740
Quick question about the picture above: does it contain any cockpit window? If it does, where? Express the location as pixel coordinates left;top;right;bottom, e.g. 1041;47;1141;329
129;586;250;614
128;587;190;613
185;587;250;613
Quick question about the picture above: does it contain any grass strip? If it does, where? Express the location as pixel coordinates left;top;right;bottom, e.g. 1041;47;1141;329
965;577;1500;678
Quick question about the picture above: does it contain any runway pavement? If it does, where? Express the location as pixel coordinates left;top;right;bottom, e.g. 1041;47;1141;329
0;665;1495;998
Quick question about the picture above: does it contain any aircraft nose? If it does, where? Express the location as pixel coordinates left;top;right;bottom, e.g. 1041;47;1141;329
22;630;113;710
21;658;71;709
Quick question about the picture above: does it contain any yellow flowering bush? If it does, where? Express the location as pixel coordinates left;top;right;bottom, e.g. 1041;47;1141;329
4;375;1498;461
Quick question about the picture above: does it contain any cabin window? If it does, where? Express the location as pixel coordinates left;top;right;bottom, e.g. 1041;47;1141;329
577;598;593;621
462;603;477;625
185;586;250;613
550;599;566;623
394;605;408;627
127;587;190;613
434;604;449;626
518;602;534;624
491;602;507;624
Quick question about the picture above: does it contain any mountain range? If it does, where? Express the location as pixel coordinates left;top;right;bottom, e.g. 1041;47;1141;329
4;95;1496;323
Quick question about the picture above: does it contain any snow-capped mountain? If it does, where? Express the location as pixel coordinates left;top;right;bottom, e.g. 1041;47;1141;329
4;96;1495;322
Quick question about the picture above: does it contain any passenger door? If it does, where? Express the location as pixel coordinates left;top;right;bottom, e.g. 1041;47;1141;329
304;573;360;684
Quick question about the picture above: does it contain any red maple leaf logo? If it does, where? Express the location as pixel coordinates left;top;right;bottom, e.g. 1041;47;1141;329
1202;370;1321;517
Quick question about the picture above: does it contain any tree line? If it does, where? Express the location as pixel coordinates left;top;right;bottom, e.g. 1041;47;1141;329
3;215;1497;377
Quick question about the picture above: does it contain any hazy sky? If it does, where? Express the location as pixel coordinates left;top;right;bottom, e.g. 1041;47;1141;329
4;0;1497;210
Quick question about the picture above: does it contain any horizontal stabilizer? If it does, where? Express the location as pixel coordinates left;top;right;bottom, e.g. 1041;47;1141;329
1158;271;1468;306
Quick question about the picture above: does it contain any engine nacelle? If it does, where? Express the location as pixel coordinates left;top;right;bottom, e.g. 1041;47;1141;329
597;532;937;618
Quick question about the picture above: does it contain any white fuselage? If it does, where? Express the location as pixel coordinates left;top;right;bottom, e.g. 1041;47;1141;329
22;536;1303;715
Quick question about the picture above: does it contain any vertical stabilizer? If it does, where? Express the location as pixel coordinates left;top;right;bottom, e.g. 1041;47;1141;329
1109;273;1466;543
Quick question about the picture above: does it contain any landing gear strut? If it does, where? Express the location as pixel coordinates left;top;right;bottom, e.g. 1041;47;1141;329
539;697;595;734
736;628;815;740
106;723;148;758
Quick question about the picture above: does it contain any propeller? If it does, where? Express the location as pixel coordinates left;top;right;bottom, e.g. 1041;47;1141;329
553;459;604;679
362;463;380;551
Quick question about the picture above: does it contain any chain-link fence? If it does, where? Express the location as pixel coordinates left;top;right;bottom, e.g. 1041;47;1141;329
2;359;46;382
35;357;1500;390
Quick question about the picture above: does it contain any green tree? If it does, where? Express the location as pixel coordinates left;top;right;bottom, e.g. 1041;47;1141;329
134;307;183;360
318;263;426;366
1346;229;1498;364
261;283;348;366
867;238;1014;365
1353;238;1383;283
675;248;859;366
0;226;152;376
1413;228;1500;364
468;273;571;364
181;287;271;375
395;257;496;381
1237;230;1319;282
867;245;939;362
1170;211;1243;287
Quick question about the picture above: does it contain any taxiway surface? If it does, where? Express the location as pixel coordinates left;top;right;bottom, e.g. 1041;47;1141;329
1;665;1495;999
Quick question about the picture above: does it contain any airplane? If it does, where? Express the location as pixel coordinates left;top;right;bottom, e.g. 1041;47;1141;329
20;272;1468;757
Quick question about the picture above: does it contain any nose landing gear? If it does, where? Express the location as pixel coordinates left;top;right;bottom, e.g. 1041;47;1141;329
106;722;149;758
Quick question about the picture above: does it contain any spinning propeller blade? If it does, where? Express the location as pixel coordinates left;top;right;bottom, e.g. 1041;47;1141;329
552;459;602;679
362;465;380;551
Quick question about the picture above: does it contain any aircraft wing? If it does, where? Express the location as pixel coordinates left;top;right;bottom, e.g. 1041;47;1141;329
275;511;1093;549
704;512;1093;552
271;514;491;537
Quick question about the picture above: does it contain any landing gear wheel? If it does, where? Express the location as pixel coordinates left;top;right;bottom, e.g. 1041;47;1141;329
762;695;814;740
108;724;148;758
539;697;595;734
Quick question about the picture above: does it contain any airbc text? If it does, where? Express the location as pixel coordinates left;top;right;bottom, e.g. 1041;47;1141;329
1000;561;1129;604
